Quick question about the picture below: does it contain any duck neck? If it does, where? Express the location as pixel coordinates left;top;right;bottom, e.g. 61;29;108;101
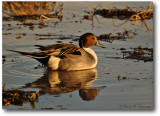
83;47;97;62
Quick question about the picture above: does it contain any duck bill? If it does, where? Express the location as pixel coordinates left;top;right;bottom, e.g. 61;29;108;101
96;41;106;48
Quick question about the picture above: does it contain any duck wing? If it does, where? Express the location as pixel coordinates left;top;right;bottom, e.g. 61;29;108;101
35;44;82;59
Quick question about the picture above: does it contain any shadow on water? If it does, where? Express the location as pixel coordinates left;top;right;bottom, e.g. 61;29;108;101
22;68;105;101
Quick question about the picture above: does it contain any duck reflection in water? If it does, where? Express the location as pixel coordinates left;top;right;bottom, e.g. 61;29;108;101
22;68;105;101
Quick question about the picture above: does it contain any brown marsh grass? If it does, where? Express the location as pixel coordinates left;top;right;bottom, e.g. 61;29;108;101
2;2;63;24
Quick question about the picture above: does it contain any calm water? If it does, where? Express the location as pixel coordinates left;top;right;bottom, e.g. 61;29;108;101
2;2;153;109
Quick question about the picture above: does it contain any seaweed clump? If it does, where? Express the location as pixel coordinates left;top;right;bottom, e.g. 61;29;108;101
94;2;153;21
84;2;153;33
98;28;134;43
2;83;39;107
122;46;153;62
95;8;135;20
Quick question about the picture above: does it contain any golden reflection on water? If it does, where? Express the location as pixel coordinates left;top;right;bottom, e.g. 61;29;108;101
23;68;105;101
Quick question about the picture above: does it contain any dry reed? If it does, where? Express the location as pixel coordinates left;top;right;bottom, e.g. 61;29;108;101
2;2;63;24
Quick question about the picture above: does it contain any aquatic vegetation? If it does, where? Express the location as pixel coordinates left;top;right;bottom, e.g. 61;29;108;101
122;46;153;62
84;2;153;33
2;55;6;64
2;83;39;107
94;2;153;20
98;28;134;43
130;2;153;21
117;75;129;80
105;46;153;62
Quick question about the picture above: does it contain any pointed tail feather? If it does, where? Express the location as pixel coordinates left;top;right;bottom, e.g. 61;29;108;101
7;49;50;65
7;49;46;58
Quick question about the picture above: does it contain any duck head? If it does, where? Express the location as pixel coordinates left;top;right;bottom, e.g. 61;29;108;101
79;33;105;48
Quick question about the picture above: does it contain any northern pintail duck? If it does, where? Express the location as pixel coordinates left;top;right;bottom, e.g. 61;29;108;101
8;33;105;71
